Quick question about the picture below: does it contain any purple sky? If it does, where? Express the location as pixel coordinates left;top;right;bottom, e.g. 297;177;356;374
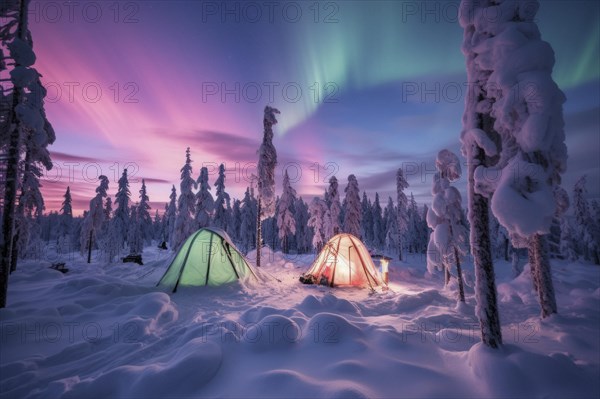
26;0;599;215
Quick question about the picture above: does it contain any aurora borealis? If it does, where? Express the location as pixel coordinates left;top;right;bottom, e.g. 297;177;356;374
29;0;599;214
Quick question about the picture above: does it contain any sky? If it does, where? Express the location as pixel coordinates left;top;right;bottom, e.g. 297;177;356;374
25;0;600;215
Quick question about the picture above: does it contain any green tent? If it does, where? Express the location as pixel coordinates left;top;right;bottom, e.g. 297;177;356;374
157;228;257;292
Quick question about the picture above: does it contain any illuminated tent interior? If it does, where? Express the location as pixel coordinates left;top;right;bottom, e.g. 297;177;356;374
157;228;257;292
301;234;383;288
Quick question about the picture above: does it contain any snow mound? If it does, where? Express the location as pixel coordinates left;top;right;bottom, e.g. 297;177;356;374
468;343;599;398
297;294;362;317
303;313;364;345
1;256;598;398
243;314;300;351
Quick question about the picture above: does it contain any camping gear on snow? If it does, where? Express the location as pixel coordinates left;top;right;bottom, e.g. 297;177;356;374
157;227;258;292
300;233;383;289
123;254;144;265
50;262;68;273
372;254;392;288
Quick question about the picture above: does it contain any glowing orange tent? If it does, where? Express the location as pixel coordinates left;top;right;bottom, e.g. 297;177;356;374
300;234;383;289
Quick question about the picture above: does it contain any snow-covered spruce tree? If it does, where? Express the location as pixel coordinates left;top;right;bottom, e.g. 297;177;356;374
153;209;162;241
548;218;562;259
372;193;385;250
319;190;333;242
294;197;311;253
559;214;578;262
126;204;141;255
327;176;342;235
322;202;333;243
230;199;242;243
172;148;197;250
70;215;83;252
99;196;118;262
459;0;502;347
80;176;109;263
137;180;153;246
240;187;257;253
13;154;45;264
256;106;279;266
159;204;168;242
572;176;599;264
102;197;112;251
489;212;511;261
549;186;569;259
276;170;297;253
417;204;431;254
263;214;280;252
361;192;373;245
308;197;328;253
59;186;73;233
383;198;392;228
103;197;112;229
339;197;346;232
406;193;421;253
225;198;233;237
194;166;214;230
591;200;600;231
465;1;568;319
165;186;177;246
488;214;500;258
384;197;399;255
111;168;131;252
1;0;56;287
212;164;231;231
39;211;58;244
426;150;467;302
57;186;73;252
343;175;362;237
498;222;510;261
396;169;409;260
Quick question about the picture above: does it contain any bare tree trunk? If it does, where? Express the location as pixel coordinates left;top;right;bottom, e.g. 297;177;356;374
531;234;557;318
398;234;403;261
528;243;539;294
10;231;19;273
87;230;93;264
455;247;465;303
0;120;19;305
0;0;28;309
444;261;451;286
468;144;502;348
256;199;261;267
11;152;32;274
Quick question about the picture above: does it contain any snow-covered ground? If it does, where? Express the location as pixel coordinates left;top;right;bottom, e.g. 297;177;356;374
1;247;598;398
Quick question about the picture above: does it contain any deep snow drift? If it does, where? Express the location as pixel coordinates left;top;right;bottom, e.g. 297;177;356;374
1;247;598;398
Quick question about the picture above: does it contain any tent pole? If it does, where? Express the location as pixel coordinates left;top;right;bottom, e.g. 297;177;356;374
172;230;202;293
205;234;214;285
331;237;343;286
222;241;240;279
